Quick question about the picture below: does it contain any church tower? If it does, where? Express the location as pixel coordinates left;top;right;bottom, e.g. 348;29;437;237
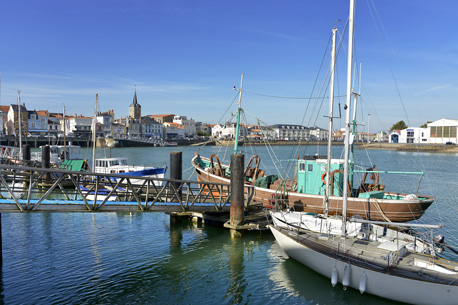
129;89;141;120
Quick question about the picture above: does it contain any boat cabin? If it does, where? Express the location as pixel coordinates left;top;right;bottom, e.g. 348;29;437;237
95;158;128;168
39;145;82;164
296;157;344;196
94;158;132;174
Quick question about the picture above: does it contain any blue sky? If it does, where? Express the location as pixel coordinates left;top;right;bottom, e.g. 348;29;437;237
1;0;457;133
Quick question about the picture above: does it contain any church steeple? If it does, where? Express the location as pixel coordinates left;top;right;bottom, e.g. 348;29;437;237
129;88;141;120
132;88;138;105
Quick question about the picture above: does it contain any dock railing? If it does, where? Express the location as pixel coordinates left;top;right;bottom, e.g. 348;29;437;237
0;163;231;213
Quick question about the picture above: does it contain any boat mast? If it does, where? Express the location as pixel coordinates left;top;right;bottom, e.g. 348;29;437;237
17;90;22;157
233;74;244;155
91;94;98;170
349;63;361;185
342;0;355;237
63;104;67;160
324;28;338;218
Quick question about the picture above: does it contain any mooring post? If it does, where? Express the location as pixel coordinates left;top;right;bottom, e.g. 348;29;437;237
23;144;31;163
41;145;51;181
230;154;245;227
170;151;182;201
0;214;2;269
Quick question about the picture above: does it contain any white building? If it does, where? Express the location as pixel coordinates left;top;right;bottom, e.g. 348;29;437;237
64;116;93;137
163;123;184;140
270;124;310;141
389;128;428;144
428;118;458;144
173;115;196;137
97;110;115;136
211;123;248;139
48;113;63;135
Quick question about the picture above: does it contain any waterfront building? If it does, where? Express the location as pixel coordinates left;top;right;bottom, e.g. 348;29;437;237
389;130;401;143
36;111;50;135
173;115;195;126
148;114;174;124
27;110;46;135
247;125;274;140
0;116;3;134
97;109;115;136
211;123;248;139
374;130;388;142
111;121;127;138
141;116;163;139
309;126;328;141
173;115;196;137
357;132;373;142
195;122;211;136
163;122;184;140
48;113;63;135
332;130;345;141
270;124;310;141
64;115;93;137
389;127;428;144
0;106;9;134
7;104;28;136
427;118;458;144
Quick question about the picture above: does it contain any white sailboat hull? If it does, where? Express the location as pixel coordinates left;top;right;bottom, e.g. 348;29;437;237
269;225;458;305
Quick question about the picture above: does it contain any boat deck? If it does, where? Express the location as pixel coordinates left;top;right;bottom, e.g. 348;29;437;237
281;227;458;285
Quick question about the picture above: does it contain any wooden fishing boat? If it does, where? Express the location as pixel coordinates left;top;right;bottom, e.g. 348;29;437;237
192;153;434;222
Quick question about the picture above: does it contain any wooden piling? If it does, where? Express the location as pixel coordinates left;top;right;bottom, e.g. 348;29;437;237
23;144;31;162
170;151;182;200
0;214;2;268
41;145;51;180
229;154;244;227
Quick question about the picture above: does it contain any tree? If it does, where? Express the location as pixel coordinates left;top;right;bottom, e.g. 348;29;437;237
389;120;408;132
420;121;432;128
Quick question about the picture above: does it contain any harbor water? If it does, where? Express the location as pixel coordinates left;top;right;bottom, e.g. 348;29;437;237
1;145;457;304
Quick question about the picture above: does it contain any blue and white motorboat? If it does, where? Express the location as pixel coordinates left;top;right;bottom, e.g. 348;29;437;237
93;157;167;186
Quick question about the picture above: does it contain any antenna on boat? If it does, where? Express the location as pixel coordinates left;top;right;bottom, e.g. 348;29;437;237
233;74;244;155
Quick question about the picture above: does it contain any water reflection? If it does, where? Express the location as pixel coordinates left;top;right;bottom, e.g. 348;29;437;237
268;242;402;305
225;231;246;304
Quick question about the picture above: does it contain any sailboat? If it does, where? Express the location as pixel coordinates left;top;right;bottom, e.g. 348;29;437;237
269;1;458;304
192;74;434;223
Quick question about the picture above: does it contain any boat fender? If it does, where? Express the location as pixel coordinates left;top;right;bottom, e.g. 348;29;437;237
321;172;327;184
342;263;351;290
359;271;367;294
331;266;338;287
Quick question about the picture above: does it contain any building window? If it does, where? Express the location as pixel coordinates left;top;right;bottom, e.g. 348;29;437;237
430;126;437;138
452;127;457;138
